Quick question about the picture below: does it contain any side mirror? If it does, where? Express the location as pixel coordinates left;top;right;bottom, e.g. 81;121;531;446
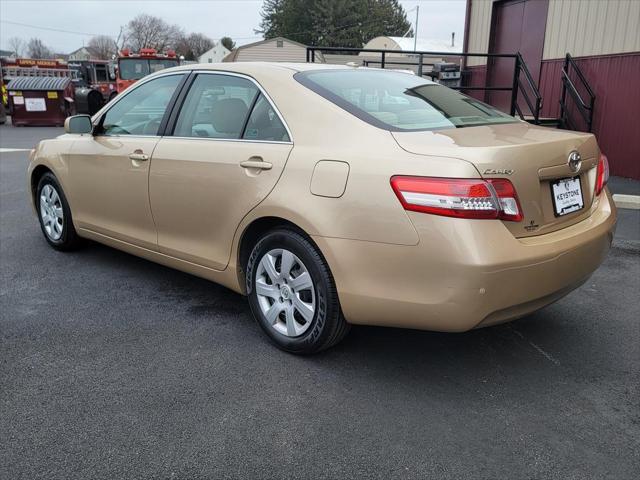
64;115;93;134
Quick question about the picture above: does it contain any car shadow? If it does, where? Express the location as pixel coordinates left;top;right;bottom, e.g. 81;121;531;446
78;240;575;384
67;242;581;392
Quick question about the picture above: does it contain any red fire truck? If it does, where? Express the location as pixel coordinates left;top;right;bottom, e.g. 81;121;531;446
68;60;115;101
113;48;180;98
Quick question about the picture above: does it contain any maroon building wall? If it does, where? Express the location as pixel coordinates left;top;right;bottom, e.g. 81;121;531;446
463;54;639;180
462;65;488;102
540;53;640;180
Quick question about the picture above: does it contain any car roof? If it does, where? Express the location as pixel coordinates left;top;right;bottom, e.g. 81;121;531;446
156;62;432;83
165;62;351;74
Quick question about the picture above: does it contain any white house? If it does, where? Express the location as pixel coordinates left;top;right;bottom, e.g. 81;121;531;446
198;42;231;64
68;46;103;61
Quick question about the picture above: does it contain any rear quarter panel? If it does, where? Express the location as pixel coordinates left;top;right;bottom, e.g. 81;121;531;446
244;69;480;243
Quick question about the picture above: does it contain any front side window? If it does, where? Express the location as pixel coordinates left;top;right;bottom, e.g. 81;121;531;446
100;74;183;136
295;69;516;131
174;74;259;139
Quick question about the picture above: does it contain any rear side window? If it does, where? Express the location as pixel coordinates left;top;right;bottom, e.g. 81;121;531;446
295;69;516;131
173;73;289;142
174;73;258;139
243;94;290;142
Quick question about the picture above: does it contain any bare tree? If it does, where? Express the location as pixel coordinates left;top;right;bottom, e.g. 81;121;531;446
124;14;183;52
27;38;53;59
188;33;214;58
176;32;214;60
7;37;24;57
88;35;117;59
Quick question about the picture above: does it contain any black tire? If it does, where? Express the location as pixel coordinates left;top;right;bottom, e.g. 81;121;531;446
36;172;82;251
246;228;349;354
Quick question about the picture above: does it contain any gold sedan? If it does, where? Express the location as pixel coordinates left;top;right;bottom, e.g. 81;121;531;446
28;63;616;353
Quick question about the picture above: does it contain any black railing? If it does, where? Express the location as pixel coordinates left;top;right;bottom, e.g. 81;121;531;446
306;46;542;124
559;53;595;132
514;53;542;125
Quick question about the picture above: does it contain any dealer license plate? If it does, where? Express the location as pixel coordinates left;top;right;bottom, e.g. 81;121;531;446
551;177;584;216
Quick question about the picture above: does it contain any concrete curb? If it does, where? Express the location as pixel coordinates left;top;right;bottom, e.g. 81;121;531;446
612;238;640;254
613;194;640;210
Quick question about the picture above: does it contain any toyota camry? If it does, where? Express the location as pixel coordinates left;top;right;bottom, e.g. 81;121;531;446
28;63;616;353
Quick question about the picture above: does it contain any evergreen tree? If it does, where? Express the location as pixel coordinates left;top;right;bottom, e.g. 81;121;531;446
260;0;412;48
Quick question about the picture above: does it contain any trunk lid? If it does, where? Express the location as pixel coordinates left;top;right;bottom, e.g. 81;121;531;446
392;122;600;237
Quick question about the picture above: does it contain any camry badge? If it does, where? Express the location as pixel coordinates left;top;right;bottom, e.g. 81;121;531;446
568;150;582;173
483;168;514;175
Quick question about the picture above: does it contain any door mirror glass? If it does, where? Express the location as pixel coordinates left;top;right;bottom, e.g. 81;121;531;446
64;115;93;134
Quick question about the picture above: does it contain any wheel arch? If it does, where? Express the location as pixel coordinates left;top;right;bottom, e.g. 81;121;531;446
30;164;54;205
236;216;325;294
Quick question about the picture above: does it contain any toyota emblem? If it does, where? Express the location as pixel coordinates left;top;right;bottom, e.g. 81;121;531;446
568;150;582;173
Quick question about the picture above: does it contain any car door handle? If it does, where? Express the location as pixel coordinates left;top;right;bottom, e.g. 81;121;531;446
240;159;272;170
128;152;149;162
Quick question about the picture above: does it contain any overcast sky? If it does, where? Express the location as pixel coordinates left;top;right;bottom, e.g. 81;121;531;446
0;0;466;55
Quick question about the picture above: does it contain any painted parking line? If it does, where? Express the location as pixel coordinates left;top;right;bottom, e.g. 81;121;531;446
0;148;31;153
613;194;640;210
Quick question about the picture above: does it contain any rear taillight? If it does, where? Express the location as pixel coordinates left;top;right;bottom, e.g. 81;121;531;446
390;176;523;221
595;153;609;196
487;178;523;221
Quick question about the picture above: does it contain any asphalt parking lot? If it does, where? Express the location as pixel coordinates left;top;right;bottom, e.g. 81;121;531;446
1;123;639;479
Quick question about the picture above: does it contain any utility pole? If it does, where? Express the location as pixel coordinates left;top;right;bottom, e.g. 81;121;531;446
414;5;419;51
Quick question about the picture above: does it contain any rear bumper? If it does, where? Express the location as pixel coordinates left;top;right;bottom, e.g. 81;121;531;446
313;190;616;332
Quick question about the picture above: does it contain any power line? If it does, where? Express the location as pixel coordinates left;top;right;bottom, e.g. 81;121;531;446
1;19;115;37
1;19;263;42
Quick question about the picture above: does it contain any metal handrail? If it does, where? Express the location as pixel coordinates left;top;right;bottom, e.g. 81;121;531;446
515;53;542;124
566;54;595;99
561;70;591;113
517;78;537;117
517;54;541;100
559;53;595;132
562;75;592;125
306;46;519;59
305;46;543;124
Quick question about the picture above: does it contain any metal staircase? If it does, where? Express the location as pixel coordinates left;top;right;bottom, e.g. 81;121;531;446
559;53;596;132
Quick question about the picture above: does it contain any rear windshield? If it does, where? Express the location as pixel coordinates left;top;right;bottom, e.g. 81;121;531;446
295;69;517;131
